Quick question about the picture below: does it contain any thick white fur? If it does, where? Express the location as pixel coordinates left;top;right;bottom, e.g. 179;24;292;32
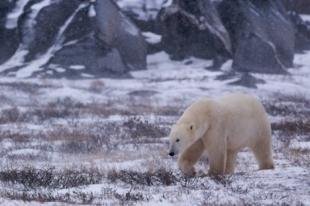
169;93;274;176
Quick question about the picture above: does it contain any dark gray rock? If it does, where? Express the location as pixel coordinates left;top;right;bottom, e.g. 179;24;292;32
218;0;295;74
0;0;11;24
18;0;82;62
95;0;147;71
49;35;128;78
0;0;19;64
216;71;265;88
116;0;168;33
158;0;231;60
62;4;94;44
229;73;265;89
288;12;310;51
284;0;310;14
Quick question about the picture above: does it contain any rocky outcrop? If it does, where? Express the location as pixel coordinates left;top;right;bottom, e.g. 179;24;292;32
218;0;295;74
0;0;306;79
95;0;147;71
284;0;310;14
116;0;169;33
289;12;310;51
19;0;83;62
158;0;232;60
280;0;310;51
0;0;147;78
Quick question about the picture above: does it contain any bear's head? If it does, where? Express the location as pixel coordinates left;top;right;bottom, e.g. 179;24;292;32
168;123;196;157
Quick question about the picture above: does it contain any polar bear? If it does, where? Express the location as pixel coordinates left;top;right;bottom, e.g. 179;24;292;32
168;93;274;176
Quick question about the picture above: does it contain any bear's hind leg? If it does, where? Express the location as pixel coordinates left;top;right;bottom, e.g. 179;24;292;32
252;138;274;170
208;150;227;176
205;132;227;176
225;150;237;174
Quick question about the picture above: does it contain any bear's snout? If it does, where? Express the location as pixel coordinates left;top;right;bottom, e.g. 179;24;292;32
169;152;175;156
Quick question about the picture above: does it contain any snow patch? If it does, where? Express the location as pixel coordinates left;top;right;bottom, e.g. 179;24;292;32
220;59;233;72
121;14;139;36
88;5;96;17
5;0;29;29
15;3;88;78
69;65;85;70
300;14;310;22
0;139;15;150
143;32;162;44
116;0;169;21
290;140;310;152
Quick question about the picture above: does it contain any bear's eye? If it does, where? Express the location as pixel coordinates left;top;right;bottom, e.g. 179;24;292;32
176;139;180;142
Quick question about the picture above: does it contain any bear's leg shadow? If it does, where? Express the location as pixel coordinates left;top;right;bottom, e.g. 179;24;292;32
178;138;204;176
252;137;274;170
225;150;237;174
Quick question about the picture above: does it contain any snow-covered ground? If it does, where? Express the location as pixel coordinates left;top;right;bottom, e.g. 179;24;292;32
0;51;309;205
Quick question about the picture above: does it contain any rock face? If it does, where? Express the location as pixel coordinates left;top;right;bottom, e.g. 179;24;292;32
0;0;147;78
289;12;310;52
284;0;310;14
0;0;305;79
116;0;169;33
218;0;295;74
283;0;310;51
0;0;19;64
95;0;147;71
158;0;232;60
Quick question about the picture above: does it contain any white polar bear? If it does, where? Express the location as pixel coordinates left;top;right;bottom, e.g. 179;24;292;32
168;93;274;176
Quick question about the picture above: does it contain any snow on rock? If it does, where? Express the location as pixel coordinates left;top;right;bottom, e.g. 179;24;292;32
5;0;29;29
300;14;310;22
15;3;89;78
218;0;295;74
88;4;96;17
142;32;162;44
69;65;85;70
0;139;14;150
116;0;170;20
159;0;231;60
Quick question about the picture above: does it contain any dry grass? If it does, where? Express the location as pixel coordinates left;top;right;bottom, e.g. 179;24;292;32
0;107;21;124
84;101;181;117
44;122;121;153
89;80;105;93
0;95;181;126
0;130;32;142
123;116;168;139
0;87;309;204
0;98;83;124
287;150;310;167
271;119;310;137
0;167;102;189
0;82;57;94
271;114;310;167
2;190;95;204
264;93;310;118
107;168;177;186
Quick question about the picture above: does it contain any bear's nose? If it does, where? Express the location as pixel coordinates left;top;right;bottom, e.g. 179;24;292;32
169;152;175;156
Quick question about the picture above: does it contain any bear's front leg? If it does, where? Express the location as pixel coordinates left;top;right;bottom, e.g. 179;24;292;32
178;158;196;177
178;139;204;177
